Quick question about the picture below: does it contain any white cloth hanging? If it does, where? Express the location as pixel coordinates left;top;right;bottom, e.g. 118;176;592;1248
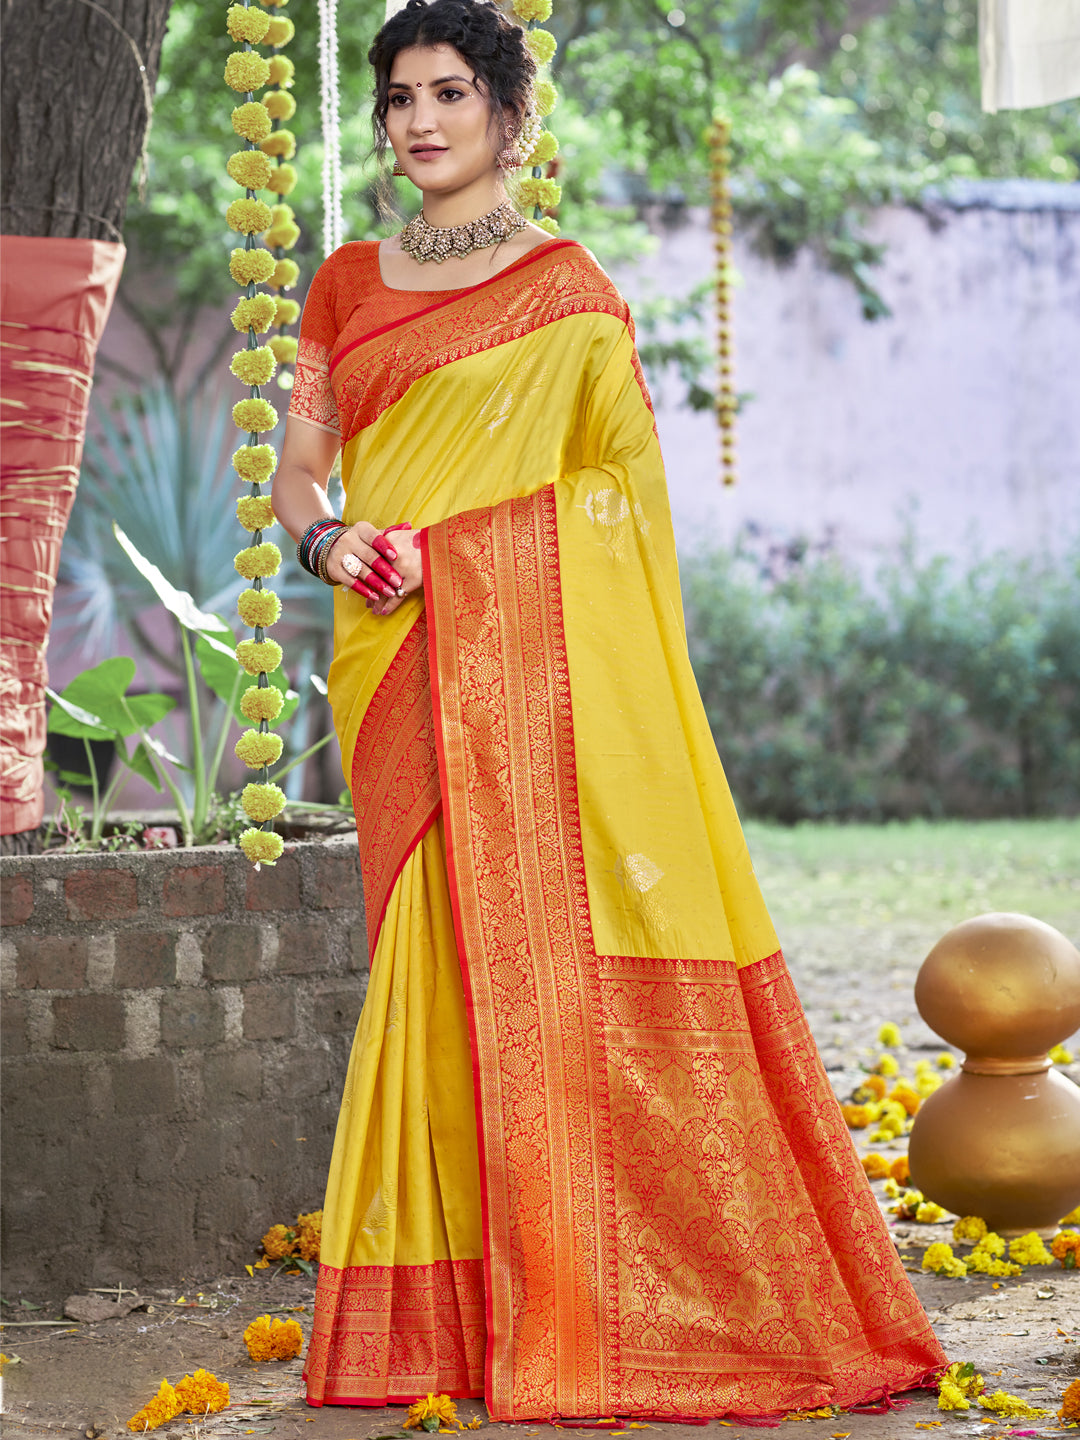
979;0;1080;111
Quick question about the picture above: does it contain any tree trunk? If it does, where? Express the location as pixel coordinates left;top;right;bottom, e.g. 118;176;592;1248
1;0;172;242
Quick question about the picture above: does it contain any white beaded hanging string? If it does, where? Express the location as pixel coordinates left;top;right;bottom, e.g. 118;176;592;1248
318;0;345;256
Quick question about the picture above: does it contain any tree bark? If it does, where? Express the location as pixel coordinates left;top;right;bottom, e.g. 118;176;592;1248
1;0;172;242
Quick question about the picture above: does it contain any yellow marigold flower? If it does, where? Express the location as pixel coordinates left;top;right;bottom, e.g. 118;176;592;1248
854;1073;887;1102
233;397;278;434
274;297;301;326
1049;1042;1075;1064
940;1362;984;1400
266;163;297;196
953;1215;988;1244
241;684;284;722
915;1201;948;1224
231;293;276;335
261;1222;295;1259
235;729;284;769
225;50;271;94
922;1242;966;1277
861;1153;890;1180
234;542;282;581
977;1390;1048;1420
227;197;273;236
525;27;557;64
239;828;285;865
916;1070;943;1097
841;1103;871;1129
229;247;277;286
265;15;295;45
175;1369;230;1415
238;587;282;629
268;335;298;365
127;1378;183;1431
265;90;297;121
937;1380;969;1411
889;1188;923;1219
889;1155;910;1185
260;129;297;160
1051;1229;1080;1269
883;1177;901;1199
870;1117;904;1141
535;215;560;237
226;3;271;43
405;1393;461;1431
878;1021;902;1047
266;54;295;88
231;346;277;387
1060;1377;1080;1420
534;79;558;117
512;0;552;20
518;176;561;211
888;1082;921;1116
875;1053;900;1077
936;1051;956;1069
294;1209;322;1262
235;498;275;532
1062;1203;1080;1225
232;100;273;142
270;258;300;290
266;217;301;250
526;131;559;167
968;1236;1021;1276
227;149;274;191
236;638;283;676
972;1230;1005;1259
244;1314;303;1361
243;782;287;824
233;443;278;483
1008;1231;1054;1266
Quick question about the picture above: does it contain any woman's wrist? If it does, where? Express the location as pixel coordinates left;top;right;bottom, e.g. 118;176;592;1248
297;518;349;585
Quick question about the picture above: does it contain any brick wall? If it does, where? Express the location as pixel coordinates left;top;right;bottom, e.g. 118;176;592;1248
0;837;368;1297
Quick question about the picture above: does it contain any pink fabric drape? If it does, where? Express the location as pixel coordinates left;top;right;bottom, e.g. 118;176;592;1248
0;234;125;834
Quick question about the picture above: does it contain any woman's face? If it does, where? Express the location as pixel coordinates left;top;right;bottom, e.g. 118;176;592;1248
385;44;503;196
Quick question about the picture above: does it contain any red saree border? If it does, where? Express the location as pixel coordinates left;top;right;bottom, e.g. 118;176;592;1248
305;1258;486;1408
421;485;946;1420
330;239;577;374
351;612;442;957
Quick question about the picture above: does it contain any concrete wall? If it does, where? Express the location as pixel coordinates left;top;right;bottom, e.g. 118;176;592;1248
618;180;1080;568
0;838;367;1296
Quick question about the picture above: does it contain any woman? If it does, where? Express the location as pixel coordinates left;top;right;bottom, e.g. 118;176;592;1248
274;0;946;1419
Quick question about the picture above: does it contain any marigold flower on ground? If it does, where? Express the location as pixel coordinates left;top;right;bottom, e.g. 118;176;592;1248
878;1021;902;1047
889;1188;924;1219
265;90;297;121
175;1369;230;1415
235;728;283;769
1051;1228;1080;1268
242;781;287;823
238;587;282;629
936;1051;956;1069
1008;1231;1054;1265
225;50;271;93
244;1314;304;1362
232;100;273;142
226;3;271;43
953;1215;988;1244
405;1393;463;1431
261;1222;295;1259
241;684;284;723
1050;1043;1075;1064
293;1210;323;1262
233;443;278;484
232;397;278;434
915;1200;948;1224
265;15;295;44
968;1232;1021;1276
231;346;277;387
512;0;552;21
227;149;274;191
127;1378;182;1431
230;247;277;286
977;1390;1048;1420
235;494;277;530
853;1074;887;1102
232;294;278;334
889;1155;910;1185
888;1082;921;1116
235;542;282;581
862;1154;890;1180
1062;1204;1080;1225
938;1362;984;1403
239;828;284;865
937;1380;968;1411
227;197;273;236
841;1103;871;1129
268;335;298;365
875;1053;900;1077
916;1070;943;1097
1060;1378;1080;1420
922;1242;967;1277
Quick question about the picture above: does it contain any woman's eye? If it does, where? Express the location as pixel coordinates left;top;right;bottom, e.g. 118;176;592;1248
439;87;465;101
389;93;409;107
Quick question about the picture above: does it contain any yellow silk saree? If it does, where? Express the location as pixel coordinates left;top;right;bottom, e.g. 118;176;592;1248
292;239;946;1417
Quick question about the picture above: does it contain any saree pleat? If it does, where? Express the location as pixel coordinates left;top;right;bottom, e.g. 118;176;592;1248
293;240;947;1416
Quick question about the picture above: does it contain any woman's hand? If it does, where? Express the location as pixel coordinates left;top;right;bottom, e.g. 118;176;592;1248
324;522;405;599
364;525;423;617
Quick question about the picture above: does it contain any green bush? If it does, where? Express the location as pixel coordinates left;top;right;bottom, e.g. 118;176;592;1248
682;535;1080;821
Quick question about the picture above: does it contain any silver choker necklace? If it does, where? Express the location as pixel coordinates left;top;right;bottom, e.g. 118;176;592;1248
399;200;527;264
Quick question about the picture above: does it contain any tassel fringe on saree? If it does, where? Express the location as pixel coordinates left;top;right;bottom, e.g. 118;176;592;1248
291;240;946;1418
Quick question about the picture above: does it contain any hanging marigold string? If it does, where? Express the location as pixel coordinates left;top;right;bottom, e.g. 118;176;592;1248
708;115;737;487
512;0;561;233
224;0;303;868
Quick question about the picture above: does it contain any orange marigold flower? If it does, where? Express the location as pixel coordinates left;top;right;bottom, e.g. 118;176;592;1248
862;1153;890;1180
244;1314;304;1362
842;1103;872;1129
175;1369;230;1415
1050;1229;1080;1269
889;1155;910;1185
854;1074;887;1102
888;1082;922;1116
1060;1377;1080;1420
127;1378;183;1431
261;1223;295;1259
405;1393;462;1431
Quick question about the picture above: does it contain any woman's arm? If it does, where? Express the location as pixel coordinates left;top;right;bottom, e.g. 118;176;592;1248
274;416;417;601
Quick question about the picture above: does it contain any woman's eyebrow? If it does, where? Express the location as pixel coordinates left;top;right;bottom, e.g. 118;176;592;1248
388;74;471;89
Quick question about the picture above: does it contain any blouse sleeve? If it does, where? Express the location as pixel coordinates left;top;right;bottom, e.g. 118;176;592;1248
288;256;341;436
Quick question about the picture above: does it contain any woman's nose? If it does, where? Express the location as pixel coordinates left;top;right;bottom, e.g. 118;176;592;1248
408;95;438;133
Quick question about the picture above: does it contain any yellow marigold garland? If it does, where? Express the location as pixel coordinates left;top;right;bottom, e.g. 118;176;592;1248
127;1378;183;1432
230;346;278;386
242;781;287;822
233;443;278;483
236;638;284;675
230;246;277;284
240;685;284;723
232;99;273;142
708;115;737;486
507;0;560;235
235;729;284;768
237;495;276;531
238;586;282;627
232;294;278;332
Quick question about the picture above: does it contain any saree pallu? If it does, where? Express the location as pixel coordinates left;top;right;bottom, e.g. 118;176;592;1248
298;240;946;1417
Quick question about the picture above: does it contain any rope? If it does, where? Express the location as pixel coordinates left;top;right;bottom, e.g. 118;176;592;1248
318;0;344;255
